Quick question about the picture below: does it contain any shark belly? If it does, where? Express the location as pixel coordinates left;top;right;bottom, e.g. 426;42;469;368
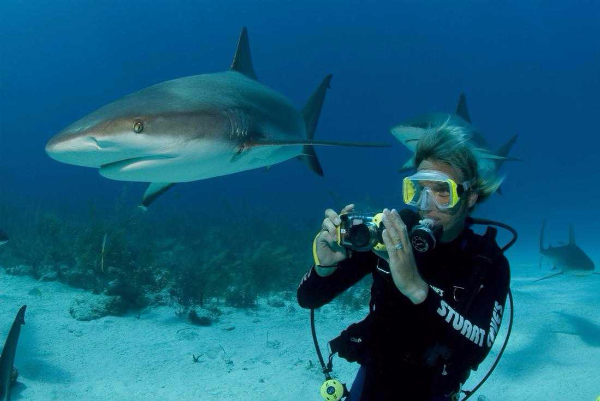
99;139;303;182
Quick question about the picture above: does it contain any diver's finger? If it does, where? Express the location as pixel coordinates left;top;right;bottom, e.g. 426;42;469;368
322;218;338;240
382;209;402;244
340;204;355;214
325;208;341;226
391;209;410;250
382;229;399;263
321;231;341;250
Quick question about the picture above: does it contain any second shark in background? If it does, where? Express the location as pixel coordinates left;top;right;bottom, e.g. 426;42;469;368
536;220;597;282
390;93;520;189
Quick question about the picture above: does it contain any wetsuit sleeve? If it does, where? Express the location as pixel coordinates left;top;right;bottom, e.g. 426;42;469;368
296;250;377;309
414;254;510;369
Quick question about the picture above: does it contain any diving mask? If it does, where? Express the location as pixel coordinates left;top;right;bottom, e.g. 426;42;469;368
403;170;471;210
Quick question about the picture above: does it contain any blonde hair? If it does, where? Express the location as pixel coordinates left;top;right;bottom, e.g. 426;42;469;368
413;118;504;205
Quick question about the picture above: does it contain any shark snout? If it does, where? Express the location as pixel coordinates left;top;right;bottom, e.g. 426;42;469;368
45;130;136;168
46;132;101;167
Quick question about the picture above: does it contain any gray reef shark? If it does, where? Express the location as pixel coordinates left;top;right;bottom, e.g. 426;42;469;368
0;230;7;246
390;93;520;181
0;305;26;401
536;220;597;282
45;27;389;208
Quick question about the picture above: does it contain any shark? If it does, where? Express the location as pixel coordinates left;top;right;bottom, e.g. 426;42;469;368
0;305;26;401
536;220;597;282
45;27;390;208
390;93;519;180
0;230;7;246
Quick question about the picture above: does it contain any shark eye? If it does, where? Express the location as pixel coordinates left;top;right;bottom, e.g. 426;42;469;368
133;121;144;133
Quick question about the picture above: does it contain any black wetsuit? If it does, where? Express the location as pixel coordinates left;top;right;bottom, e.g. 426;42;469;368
297;227;510;401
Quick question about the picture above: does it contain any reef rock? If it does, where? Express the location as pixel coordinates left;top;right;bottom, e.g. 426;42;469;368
69;293;127;321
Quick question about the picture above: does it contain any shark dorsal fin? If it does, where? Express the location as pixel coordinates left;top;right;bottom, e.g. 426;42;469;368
230;27;258;81
569;225;575;244
456;93;471;123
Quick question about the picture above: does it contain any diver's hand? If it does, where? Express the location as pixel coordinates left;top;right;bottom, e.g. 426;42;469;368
314;204;355;277
380;208;429;304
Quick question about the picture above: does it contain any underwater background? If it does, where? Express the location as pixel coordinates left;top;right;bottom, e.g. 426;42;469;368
0;0;599;400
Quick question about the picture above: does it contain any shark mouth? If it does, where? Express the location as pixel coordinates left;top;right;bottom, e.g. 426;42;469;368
99;155;176;181
100;155;176;169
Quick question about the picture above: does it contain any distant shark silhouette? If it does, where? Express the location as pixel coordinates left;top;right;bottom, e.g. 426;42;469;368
0;305;26;401
390;93;520;189
535;220;597;282
45;27;390;208
0;230;7;246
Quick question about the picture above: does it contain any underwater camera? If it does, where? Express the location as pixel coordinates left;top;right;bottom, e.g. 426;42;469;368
337;209;442;253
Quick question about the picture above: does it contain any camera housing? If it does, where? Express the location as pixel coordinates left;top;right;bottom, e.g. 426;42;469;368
337;210;442;253
338;213;386;252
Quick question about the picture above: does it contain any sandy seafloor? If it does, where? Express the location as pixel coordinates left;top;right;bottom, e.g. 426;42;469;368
0;259;599;401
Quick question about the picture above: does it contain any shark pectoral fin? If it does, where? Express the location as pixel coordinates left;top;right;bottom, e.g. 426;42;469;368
456;92;471;123
230;27;258;80
141;182;176;208
398;157;415;173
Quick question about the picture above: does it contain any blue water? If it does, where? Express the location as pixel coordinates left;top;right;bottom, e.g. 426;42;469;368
1;0;599;399
2;1;599;255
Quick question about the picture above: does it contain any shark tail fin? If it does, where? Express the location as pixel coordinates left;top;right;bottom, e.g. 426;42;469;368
569;224;575;244
230;27;258;80
456;92;471;123
299;74;332;177
540;219;547;252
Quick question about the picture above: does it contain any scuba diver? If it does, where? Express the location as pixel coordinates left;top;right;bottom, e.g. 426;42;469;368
297;122;512;400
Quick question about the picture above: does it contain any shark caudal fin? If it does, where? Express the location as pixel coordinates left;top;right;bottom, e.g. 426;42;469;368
294;75;391;176
298;74;333;176
230;27;258;81
456;93;471;123
540;219;547;253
